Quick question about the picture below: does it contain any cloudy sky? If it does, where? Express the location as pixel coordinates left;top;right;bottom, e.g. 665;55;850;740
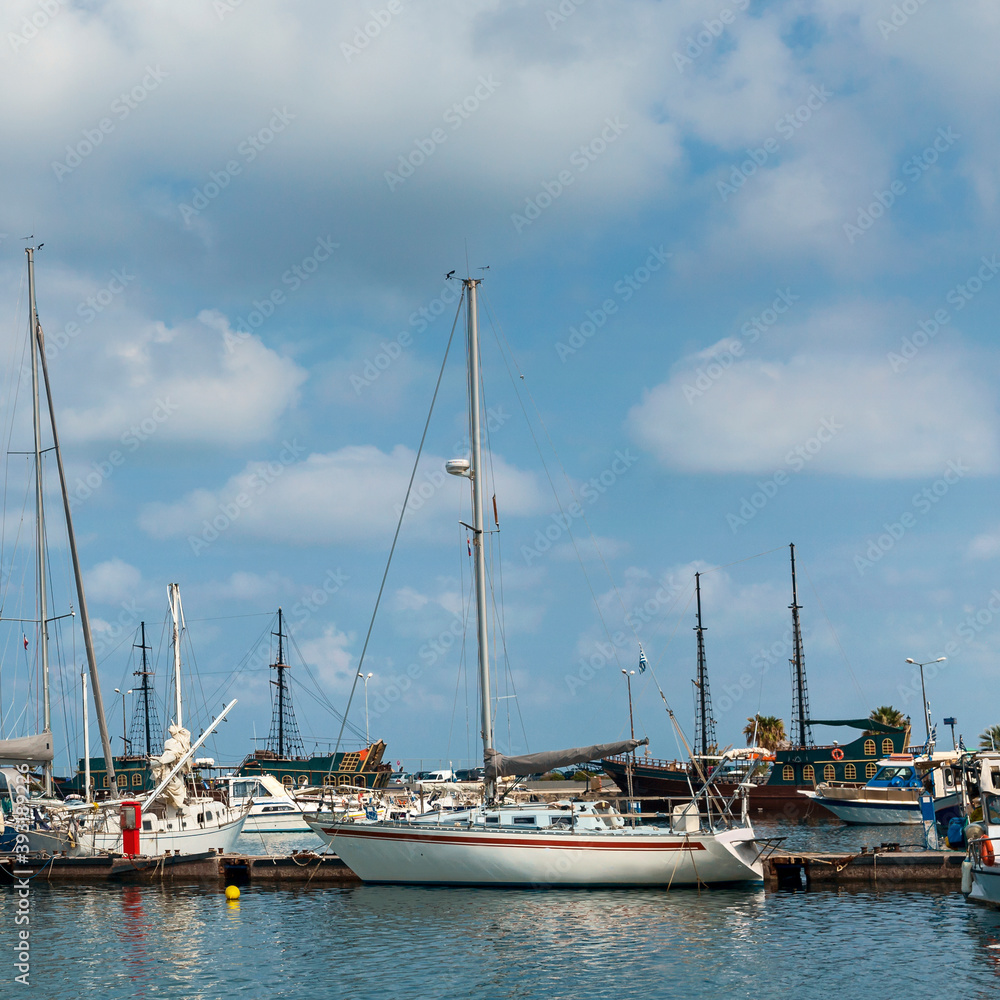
2;0;998;774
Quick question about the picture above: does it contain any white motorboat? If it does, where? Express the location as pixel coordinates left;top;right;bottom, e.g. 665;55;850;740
964;752;1000;907
213;773;311;833
309;276;764;887
799;752;963;825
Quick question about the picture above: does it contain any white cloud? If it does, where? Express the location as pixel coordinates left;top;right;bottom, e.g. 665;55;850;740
137;444;548;546
84;557;143;604
56;309;305;446
297;624;355;690
629;350;999;477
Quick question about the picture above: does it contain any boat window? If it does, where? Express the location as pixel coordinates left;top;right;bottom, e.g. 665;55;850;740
864;739;876;756
299;776;309;786
845;764;857;780
782;765;794;781
823;764;835;781
142;819;153;831
485;815;499;825
132;773;143;787
206;811;213;821
985;795;1000;826
866;762;878;779
881;738;895;755
803;765;815;782
117;774;128;787
282;776;294;790
513;816;536;826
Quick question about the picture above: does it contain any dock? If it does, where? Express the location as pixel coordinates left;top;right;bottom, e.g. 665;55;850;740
0;850;361;886
765;845;966;887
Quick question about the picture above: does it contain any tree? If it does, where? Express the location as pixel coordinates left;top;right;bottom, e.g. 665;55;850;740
979;724;1000;750
743;714;786;750
868;706;907;730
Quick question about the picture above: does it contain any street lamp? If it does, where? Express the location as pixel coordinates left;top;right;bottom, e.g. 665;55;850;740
358;672;373;744
905;657;945;747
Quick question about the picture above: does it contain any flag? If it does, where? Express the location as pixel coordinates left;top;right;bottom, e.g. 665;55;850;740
23;634;28;650
467;535;472;557
638;644;647;673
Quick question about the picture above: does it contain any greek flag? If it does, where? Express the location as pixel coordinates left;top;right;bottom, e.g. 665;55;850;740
638;645;648;673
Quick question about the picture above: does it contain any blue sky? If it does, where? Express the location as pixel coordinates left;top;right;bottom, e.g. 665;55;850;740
1;0;998;774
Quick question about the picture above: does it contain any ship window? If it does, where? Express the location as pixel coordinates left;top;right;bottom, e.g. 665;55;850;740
132;773;143;787
782;765;794;781
864;739;876;756
282;776;294;790
882;738;894;754
117;774;128;787
103;776;110;787
866;762;878;779
845;764;857;780
803;765;815;782
985;795;1000;826
485;815;499;825
323;776;336;786
206;811;213;821
823;764;835;781
142;819;153;831
513;816;536;825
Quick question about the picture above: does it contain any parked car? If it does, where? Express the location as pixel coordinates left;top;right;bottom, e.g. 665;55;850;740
388;771;411;787
454;768;485;782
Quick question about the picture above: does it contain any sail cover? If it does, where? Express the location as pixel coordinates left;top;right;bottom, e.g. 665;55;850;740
0;733;54;765
485;738;649;779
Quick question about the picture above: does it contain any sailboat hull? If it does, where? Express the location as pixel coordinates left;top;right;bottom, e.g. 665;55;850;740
310;820;763;886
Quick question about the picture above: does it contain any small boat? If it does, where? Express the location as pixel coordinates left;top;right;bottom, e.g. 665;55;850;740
306;275;765;887
963;752;1000;907
799;752;962;825
211;773;311;833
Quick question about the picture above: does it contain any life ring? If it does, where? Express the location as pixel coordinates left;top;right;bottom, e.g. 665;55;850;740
831;748;844;761
982;838;995;867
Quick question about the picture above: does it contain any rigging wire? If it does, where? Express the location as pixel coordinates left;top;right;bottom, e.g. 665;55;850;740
328;292;464;762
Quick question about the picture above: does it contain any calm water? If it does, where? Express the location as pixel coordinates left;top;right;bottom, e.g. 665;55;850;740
4;822;998;999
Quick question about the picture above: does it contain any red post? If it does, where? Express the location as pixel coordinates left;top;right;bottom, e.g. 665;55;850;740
120;801;141;857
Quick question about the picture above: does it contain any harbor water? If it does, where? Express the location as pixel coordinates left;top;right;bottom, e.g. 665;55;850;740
4;824;1000;998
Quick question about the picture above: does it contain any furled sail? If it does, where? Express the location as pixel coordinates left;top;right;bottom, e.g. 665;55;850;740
485;738;649;779
0;733;54;765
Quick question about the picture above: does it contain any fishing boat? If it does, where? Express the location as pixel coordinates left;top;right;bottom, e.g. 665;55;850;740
602;547;908;819
799;751;962;825
306;275;765;886
963;752;1000;907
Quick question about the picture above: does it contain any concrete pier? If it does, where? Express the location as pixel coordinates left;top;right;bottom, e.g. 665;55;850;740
765;846;966;887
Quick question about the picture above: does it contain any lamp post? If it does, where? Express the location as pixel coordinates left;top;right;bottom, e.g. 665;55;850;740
358;672;373;743
905;657;945;747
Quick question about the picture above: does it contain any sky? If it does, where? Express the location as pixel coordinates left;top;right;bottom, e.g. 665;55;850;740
1;0;998;775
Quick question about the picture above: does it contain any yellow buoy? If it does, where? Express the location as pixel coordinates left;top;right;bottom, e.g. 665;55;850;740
225;885;240;900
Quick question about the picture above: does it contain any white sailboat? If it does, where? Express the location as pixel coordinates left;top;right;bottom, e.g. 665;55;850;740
306;276;764;887
5;250;248;857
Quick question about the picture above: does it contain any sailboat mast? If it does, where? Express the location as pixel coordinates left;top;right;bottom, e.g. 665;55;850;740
26;248;52;795
169;583;183;729
789;542;811;747
29;248;117;789
465;278;495;800
694;572;712;757
81;670;90;803
276;608;285;757
136;621;153;756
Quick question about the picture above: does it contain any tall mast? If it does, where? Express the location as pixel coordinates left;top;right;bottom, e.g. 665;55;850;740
276;608;285;756
693;572;716;757
81;670;90;803
466;278;495;802
169;583;183;729
29;247;117;789
789;543;811;747
266;607;303;758
26;248;51;795
133;622;155;756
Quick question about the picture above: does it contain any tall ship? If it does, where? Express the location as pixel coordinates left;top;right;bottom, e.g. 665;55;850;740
233;609;391;791
602;546;908;819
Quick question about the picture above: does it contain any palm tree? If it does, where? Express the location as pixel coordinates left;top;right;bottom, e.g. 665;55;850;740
868;706;907;730
743;714;786;750
979;724;1000;750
